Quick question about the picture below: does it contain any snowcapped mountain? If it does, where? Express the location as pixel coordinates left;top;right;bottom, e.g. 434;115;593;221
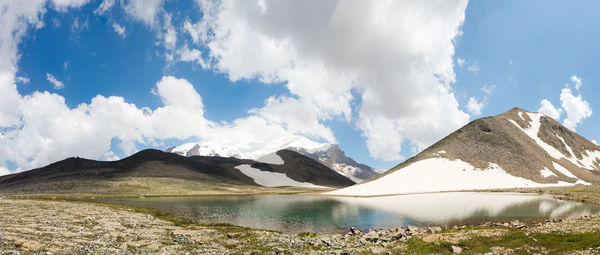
166;138;378;182
166;136;327;159
287;144;378;183
327;108;600;196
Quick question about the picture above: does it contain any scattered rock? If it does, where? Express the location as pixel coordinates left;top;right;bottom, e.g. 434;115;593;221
273;246;284;254
349;227;362;236
428;226;443;233
451;245;463;253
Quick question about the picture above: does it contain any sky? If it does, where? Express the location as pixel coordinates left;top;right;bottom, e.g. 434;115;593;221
0;0;598;174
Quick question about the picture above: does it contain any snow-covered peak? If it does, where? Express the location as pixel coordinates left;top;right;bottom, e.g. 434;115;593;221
166;136;329;160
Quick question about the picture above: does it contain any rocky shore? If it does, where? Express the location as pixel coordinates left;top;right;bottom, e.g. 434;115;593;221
1;198;600;254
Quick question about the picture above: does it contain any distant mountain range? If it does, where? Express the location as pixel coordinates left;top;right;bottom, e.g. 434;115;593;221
167;142;378;183
328;108;600;196
0;149;354;195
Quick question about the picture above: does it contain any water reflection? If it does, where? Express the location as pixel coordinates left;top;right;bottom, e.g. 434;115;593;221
104;192;600;233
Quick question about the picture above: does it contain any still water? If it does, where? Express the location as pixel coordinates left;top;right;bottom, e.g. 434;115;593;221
105;192;600;233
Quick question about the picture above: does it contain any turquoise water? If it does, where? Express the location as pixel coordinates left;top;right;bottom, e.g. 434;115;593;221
105;192;600;233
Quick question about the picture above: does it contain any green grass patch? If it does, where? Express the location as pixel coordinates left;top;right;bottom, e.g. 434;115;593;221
402;227;600;254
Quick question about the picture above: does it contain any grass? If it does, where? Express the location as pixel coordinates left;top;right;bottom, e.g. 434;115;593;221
0;176;334;199
399;226;600;255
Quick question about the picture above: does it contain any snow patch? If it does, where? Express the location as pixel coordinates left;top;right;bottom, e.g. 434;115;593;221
332;164;363;183
171;136;328;160
518;111;525;120
552;162;577;179
509;113;565;159
235;164;326;188
325;158;586;196
579;150;600;170
509;113;593;169
257;152;284;165
540;167;557;178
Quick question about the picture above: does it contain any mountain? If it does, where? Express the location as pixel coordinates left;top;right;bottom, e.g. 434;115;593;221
327;108;600;196
0;149;354;195
287;144;379;183
166;136;327;159
168;141;378;182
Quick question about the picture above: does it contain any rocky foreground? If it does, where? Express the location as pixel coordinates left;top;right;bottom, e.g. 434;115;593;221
1;198;600;254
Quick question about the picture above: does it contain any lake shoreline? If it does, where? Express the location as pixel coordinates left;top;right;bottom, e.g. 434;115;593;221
3;186;600;254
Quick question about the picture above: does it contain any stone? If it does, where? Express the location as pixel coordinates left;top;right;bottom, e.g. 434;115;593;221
451;245;463;254
349;227;362;235
363;230;379;242
428;226;442;233
273;247;284;254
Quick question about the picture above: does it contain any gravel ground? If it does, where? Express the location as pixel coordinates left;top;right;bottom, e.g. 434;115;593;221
2;198;600;254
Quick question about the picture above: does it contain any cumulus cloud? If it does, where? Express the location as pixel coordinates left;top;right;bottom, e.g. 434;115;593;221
561;87;592;131
538;99;562;120
122;0;164;26
456;58;465;67
0;0;476;172
466;97;484;116
1;75;214;171
538;76;592;130
46;73;64;89
0;166;9;176
593;140;598;146
94;0;115;15
16;76;30;84
52;0;90;11
177;45;208;68
571;75;582;90
112;22;126;38
191;0;470;160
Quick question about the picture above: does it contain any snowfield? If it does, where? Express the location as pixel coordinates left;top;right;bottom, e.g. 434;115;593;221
257;153;284;165
325;158;588;196
540;167;557;178
510;112;600;170
235;164;326;188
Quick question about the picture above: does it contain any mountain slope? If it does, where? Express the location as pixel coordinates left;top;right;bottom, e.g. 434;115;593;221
0;149;354;195
288;144;379;182
168;141;378;183
327;108;600;196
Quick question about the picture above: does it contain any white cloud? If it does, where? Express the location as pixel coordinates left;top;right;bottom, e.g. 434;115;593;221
1;75;215;170
45;73;64;89
537;76;592;131
63;60;69;69
561;87;592;131
481;84;496;95
177;45;208;68
592;140;598;146
112;22;126;38
466;97;484;116
52;0;90;11
122;0;164;26
16;76;30;84
468;63;480;75
193;0;470;160
94;0;115;15
456;58;465;67
571;75;582;90
0;166;10;176
538;99;562;120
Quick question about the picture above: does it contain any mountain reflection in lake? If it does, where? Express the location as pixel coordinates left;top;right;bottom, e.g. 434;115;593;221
104;192;600;233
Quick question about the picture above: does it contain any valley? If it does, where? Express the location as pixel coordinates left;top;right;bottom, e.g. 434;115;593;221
2;108;600;254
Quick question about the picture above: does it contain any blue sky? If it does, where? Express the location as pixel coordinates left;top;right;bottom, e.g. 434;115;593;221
0;0;598;173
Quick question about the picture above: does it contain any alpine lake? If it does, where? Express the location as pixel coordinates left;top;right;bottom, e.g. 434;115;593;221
103;192;600;234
